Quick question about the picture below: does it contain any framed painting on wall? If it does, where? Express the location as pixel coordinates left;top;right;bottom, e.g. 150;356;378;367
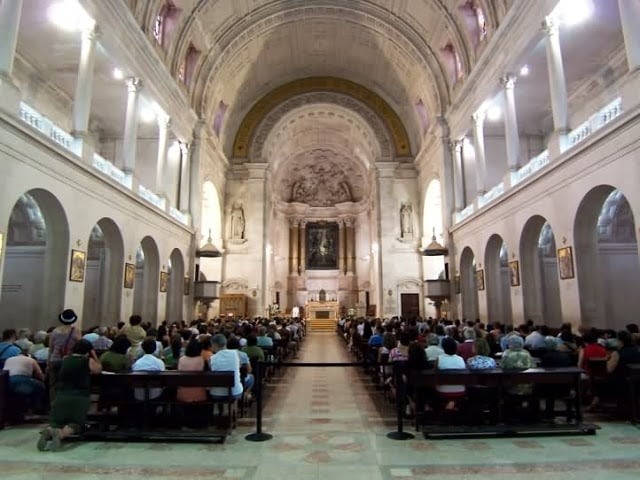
454;275;461;295
159;271;169;292
509;260;520;286
124;263;135;289
557;246;575;279
476;269;485;291
306;222;339;270
69;249;86;282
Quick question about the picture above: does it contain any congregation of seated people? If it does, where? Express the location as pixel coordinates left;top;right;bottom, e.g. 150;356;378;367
0;309;305;451
338;316;640;419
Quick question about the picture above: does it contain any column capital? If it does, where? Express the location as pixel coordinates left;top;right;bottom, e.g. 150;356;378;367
299;220;307;228
83;23;101;42
542;15;559;36
179;141;190;157
157;114;171;130
344;217;355;227
290;218;300;227
500;73;517;89
471;110;486;124
126;77;142;92
449;138;464;152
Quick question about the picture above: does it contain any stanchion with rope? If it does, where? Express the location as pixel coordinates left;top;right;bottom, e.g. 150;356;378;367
386;362;415;440
245;360;273;442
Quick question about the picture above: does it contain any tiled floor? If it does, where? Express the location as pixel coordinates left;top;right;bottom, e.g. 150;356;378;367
1;333;640;479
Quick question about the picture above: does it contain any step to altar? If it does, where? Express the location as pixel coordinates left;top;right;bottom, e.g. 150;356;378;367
309;319;336;332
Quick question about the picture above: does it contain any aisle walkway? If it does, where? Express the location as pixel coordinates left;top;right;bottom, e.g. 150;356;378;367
1;333;640;479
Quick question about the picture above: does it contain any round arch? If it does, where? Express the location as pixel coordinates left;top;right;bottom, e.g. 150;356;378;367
459;246;479;321
519;215;562;325
201;181;222;247
0;189;69;331
574;186;640;329
484;234;512;326
82;218;124;326
133;236;160;324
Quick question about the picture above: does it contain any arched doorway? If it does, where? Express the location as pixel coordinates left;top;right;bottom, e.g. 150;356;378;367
575;186;640;330
520;216;562;325
484;235;512;326
133;236;160;324
0;189;69;330
82;218;124;326
459;247;478;321
165;248;185;323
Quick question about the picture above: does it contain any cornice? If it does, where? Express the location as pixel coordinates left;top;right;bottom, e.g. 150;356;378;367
81;0;198;142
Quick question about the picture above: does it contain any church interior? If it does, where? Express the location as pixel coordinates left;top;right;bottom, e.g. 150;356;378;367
1;0;640;478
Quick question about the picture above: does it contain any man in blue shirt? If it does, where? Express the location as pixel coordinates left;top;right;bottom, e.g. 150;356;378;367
0;329;22;367
368;326;384;347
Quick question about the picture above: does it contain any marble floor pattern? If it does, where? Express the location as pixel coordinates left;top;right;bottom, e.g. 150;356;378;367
1;332;640;479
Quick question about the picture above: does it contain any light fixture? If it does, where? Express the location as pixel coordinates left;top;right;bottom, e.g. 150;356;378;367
486;105;502;122
553;0;593;27
112;68;124;80
48;0;94;32
519;65;529;76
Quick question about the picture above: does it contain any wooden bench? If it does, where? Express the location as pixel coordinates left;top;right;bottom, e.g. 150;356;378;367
0;371;7;430
407;367;593;436
80;371;236;443
628;363;640;423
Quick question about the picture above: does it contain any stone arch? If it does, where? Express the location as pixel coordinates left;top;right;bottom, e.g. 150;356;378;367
519;215;562;325
166;248;185;323
484;234;512;326
459;246;478;321
201;180;223;247
133;236;160;324
574;185;640;329
82;217;124;326
0;189;69;331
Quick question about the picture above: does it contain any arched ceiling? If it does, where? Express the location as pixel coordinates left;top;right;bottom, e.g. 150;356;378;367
132;0;509;157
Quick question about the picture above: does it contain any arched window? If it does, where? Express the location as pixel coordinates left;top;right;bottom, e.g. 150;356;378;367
414;99;431;135
440;42;463;86
152;2;180;49
178;43;201;87
458;1;487;50
212;100;229;137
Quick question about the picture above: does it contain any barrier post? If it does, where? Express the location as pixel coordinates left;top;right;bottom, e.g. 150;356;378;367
386;362;415;440
245;360;273;442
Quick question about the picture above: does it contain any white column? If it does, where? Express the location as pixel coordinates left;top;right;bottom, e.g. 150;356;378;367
155;115;170;198
0;0;22;77
619;0;640;72
501;73;520;171
72;25;99;136
188;121;205;229
122;77;142;173
472;111;487;195
451;139;465;211
543;16;569;151
178;142;191;212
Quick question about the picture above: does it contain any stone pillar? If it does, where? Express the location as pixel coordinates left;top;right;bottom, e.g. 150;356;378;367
289;219;299;275
72;25;99;137
543;16;569;153
0;0;23;114
619;0;640;72
299;221;307;274
178;142;191;212
501;73;521;171
338;219;347;274
472;111;487;195
188;121;206;230
155;115;171;198
450;139;465;211
346;217;356;274
122;77;142;173
0;0;22;77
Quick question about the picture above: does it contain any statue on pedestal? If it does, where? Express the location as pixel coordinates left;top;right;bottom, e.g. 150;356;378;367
400;203;413;239
230;202;245;240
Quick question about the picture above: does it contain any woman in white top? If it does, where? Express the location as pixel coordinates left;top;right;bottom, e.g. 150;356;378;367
436;337;467;410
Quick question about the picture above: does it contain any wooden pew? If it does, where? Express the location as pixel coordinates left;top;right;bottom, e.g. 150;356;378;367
408;367;586;433
82;371;236;443
628;363;640;423
0;371;7;430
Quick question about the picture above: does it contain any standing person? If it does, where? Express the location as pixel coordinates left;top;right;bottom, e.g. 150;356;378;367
38;339;101;451
47;310;81;403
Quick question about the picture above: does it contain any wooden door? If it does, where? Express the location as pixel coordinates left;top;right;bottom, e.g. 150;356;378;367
401;293;420;319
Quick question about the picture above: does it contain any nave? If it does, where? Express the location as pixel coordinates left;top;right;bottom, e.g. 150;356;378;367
1;332;640;479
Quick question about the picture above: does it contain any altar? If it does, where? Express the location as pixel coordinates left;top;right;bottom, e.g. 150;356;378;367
306;301;340;321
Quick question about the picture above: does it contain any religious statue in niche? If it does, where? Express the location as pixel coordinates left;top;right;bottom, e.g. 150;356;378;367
229;202;246;241
400;203;414;239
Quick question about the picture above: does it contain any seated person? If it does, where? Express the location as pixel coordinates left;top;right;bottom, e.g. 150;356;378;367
389;332;411;362
92;327;114;351
38;339;101;451
29;331;48;357
424;333;444;362
466;337;497;370
177;339;207;403
3;348;46;412
163;334;183;368
99;335;131;373
227;337;254;393
436;337;467;409
242;335;265;363
209;334;243;401
0;329;22;367
256;327;273;348
457;327;476;361
132;337;165;401
607;330;640;395
537;336;573;419
501;335;534;395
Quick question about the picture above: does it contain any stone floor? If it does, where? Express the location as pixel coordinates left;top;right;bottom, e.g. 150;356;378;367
1;332;640;479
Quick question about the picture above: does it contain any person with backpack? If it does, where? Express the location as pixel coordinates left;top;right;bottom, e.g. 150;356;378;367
0;329;22;368
47;309;81;404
